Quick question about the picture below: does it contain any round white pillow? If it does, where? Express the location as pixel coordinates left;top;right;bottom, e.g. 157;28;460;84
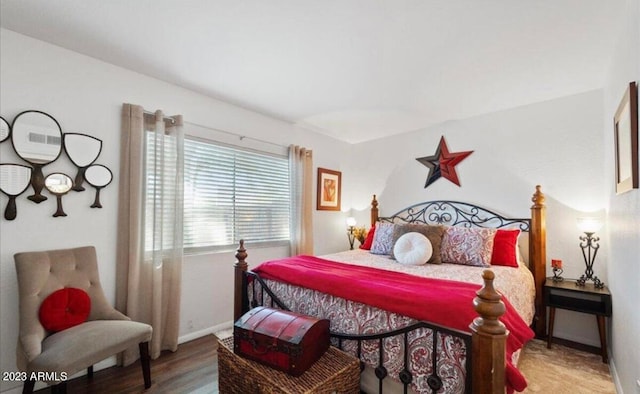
393;232;433;265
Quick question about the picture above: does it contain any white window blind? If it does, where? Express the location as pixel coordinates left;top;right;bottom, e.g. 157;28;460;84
183;136;290;251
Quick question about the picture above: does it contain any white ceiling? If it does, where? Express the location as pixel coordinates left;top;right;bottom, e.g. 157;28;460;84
0;0;625;143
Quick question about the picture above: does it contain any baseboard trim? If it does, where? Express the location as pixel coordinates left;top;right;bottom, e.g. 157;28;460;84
178;321;233;344
608;355;625;394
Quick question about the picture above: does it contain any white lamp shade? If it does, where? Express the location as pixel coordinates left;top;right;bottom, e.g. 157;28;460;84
576;217;603;233
346;217;357;227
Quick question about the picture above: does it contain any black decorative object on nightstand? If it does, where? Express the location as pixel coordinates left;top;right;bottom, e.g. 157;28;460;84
575;217;605;288
543;278;612;363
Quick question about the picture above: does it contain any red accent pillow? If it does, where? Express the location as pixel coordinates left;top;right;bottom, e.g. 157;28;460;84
39;288;91;332
359;225;376;250
491;229;520;267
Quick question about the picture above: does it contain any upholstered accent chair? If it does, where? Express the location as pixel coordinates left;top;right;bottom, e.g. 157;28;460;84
14;246;152;394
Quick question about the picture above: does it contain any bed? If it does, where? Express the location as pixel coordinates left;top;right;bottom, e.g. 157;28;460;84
232;186;547;393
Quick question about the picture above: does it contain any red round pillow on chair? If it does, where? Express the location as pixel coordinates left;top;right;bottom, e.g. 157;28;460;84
39;288;91;332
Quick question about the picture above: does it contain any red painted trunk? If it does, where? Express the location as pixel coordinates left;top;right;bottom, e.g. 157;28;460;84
233;307;330;376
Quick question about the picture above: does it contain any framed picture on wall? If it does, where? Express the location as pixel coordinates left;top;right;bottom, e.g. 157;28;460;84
317;167;341;211
614;81;638;194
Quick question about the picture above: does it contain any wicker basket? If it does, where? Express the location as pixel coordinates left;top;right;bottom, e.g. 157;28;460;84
217;335;360;394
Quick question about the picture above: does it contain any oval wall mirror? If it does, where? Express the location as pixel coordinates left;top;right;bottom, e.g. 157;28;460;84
0;117;10;143
85;164;113;208
11;110;63;203
0;164;32;220
63;133;103;192
44;173;73;217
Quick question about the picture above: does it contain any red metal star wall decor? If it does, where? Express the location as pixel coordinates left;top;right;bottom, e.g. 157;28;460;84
416;136;473;188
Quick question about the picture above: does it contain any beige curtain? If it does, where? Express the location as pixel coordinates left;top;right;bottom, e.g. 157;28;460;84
116;104;184;364
289;145;313;255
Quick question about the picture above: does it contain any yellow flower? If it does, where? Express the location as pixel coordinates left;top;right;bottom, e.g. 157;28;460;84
353;227;367;244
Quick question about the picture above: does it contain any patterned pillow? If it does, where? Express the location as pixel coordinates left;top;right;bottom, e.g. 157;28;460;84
370;222;396;255
391;223;445;264
441;226;497;267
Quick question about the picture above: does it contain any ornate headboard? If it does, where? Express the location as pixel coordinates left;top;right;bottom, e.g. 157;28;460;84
369;186;547;338
375;199;530;266
377;200;530;230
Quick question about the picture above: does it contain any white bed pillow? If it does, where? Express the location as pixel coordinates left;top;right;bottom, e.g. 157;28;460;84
393;232;433;265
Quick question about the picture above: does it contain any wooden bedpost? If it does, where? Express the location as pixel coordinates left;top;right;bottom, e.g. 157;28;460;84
529;185;547;338
233;240;248;322
470;270;507;394
371;194;379;226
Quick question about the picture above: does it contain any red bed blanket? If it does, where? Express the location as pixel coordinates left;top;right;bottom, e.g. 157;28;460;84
253;255;534;393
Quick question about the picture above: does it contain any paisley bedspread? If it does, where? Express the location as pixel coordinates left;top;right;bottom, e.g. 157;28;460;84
249;250;536;393
323;249;535;324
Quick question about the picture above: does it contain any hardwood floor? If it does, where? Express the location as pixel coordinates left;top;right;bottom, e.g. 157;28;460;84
39;334;615;394
37;336;219;394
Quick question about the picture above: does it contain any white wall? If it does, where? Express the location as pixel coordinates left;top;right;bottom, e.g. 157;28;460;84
346;89;608;347
3;16;638;392
0;29;351;393
602;0;640;392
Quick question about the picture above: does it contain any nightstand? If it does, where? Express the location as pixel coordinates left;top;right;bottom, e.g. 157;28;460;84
543;278;612;363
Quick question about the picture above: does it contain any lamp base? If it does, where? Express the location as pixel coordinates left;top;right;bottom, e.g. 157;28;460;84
347;231;355;250
576;275;605;289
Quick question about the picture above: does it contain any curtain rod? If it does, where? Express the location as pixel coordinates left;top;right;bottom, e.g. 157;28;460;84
143;109;176;124
184;120;288;149
143;110;289;149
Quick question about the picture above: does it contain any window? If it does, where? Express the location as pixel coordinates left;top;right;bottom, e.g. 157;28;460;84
182;137;290;252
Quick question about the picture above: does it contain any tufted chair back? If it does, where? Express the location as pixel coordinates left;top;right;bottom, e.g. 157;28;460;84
14;246;129;371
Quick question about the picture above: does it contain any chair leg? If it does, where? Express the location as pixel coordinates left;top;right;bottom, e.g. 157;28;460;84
22;379;35;394
87;365;94;378
139;341;151;389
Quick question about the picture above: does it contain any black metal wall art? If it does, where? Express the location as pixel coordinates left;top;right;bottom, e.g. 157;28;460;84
0;110;112;220
64;133;103;191
11;110;63;203
0;164;32;220
84;164;113;208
